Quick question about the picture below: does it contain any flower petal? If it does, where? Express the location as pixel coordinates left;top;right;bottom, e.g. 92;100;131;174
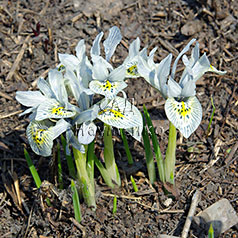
126;61;140;78
27;121;54;156
171;38;196;80
165;96;202;138
37;77;54;98
78;122;97;145
103;26;122;61
97;97;142;129
126;126;143;142
16;91;46;107
75;39;86;61
35;99;75;121
91;32;104;58
89;80;127;99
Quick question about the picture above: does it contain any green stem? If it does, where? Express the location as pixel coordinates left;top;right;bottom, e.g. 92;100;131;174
73;146;96;209
57;142;63;189
142;117;156;184
143;105;165;182
120;129;133;164
104;124;121;186
164;122;177;184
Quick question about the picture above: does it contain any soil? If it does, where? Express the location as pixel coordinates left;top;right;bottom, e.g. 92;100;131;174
0;0;238;237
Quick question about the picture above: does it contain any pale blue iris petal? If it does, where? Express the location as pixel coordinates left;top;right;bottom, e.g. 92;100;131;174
147;47;158;67
109;65;126;82
156;54;172;98
165;96;202;138
128;37;140;58
126;125;143;142
73;105;100;125
78;122;97;145
75;39;86;61
58;53;80;70
171;38;196;80
181;79;196;97
103;26;122;62
27;120;54;157
16;91;46;107
52;119;71;140
35;98;75;121
92;57;110;81
19;107;35;117
37;77;55;98
91;32;104;58
167;78;182;98
66;129;85;153
137;57;152;82
48;69;66;102
89;80;127;99
97;96;143;129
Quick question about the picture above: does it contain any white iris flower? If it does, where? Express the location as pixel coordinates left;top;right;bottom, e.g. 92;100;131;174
138;39;226;138
89;26;127;99
16;69;77;121
123;37;158;78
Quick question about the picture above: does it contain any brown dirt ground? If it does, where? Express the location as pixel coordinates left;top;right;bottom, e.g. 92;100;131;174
0;0;238;237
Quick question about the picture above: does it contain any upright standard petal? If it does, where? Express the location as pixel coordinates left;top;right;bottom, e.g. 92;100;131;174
103;26;122;62
171;39;196;80
91;31;104;58
27;121;54;156
97;97;142;129
165;96;202;138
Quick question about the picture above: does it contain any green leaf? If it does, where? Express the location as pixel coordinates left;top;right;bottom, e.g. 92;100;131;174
61;135;76;178
130;175;138;192
120;129;133;165
208;223;214;238
57;142;63;189
24;149;42;189
113;195;117;214
71;180;81;223
143;105;165;182
142;116;156;184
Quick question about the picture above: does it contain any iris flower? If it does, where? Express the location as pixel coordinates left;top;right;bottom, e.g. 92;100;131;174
123;37;158;78
16;69;77;121
138;39;226;138
89;26;128;99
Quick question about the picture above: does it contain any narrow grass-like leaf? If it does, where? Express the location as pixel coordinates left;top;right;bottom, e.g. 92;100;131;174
143;105;165;182
24;148;42;189
207;96;216;136
142;116;156;184
104;124;121;186
130;175;138;192
113;195;117;214
120;129;133;164
87;141;95;186
94;155;114;188
57;142;63;189
61;135;76;178
208;223;214;238
71;180;81;223
164;122;177;184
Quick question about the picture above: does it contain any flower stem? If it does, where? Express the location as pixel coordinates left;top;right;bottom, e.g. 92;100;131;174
164;122;177;184
104;124;121;186
73;146;96;209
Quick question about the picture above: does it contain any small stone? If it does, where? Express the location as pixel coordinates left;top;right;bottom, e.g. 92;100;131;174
194;198;238;236
181;20;202;36
163;198;173;207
